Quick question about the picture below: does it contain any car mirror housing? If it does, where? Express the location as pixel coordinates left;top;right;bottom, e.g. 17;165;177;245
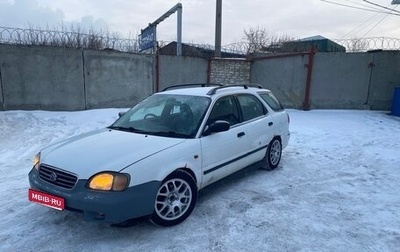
203;120;230;136
118;111;126;118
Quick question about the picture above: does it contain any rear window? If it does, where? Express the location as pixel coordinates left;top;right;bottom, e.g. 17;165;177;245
258;92;284;111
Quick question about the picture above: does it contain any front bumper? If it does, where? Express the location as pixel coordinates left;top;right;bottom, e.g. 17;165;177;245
28;168;160;223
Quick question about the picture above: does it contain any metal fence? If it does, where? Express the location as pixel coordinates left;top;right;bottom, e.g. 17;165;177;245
1;26;400;54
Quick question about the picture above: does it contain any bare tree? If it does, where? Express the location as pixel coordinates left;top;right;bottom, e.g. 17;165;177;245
348;38;368;52
243;26;297;54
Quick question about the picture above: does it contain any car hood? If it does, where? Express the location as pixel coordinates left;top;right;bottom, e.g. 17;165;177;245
40;128;186;179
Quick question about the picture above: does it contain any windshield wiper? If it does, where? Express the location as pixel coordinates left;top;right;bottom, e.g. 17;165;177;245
152;131;190;138
109;126;189;138
108;126;139;133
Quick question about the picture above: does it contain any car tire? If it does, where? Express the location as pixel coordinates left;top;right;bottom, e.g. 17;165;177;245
261;137;282;170
150;170;197;227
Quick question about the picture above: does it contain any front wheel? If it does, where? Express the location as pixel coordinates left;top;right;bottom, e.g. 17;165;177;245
150;170;197;227
261;137;282;170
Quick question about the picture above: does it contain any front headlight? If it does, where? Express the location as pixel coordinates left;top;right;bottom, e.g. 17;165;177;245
33;152;41;170
88;172;130;191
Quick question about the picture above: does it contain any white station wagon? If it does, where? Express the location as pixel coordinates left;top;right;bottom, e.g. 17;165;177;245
28;84;290;227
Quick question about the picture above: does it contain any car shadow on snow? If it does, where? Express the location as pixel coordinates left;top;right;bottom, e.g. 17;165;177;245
39;161;279;231
116;161;279;228
198;161;270;200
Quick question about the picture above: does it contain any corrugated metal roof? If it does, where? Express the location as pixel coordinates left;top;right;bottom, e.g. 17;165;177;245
299;35;327;41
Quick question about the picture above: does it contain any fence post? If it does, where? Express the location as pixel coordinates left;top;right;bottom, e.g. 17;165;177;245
303;47;316;110
0;64;4;110
81;50;87;110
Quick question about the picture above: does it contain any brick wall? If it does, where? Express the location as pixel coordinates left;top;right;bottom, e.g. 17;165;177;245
209;58;251;84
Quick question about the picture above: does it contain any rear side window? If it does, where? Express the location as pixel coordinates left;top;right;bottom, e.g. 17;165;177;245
258;92;284;111
237;94;266;121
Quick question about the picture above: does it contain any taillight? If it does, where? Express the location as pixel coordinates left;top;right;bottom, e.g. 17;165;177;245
287;113;290;124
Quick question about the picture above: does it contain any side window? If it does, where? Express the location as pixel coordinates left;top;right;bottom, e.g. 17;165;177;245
207;96;240;126
258;92;284;111
237;94;266;122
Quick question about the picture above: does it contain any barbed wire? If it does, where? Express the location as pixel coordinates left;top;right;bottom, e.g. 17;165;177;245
1;26;400;54
222;37;400;53
0;26;140;53
333;37;400;52
0;25;247;55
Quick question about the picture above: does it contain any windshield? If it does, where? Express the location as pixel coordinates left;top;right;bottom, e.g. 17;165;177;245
110;94;211;138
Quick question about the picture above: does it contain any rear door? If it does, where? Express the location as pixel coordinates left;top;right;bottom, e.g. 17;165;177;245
258;91;290;147
236;94;275;163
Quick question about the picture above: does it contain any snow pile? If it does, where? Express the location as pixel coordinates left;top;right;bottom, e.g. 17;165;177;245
0;109;399;251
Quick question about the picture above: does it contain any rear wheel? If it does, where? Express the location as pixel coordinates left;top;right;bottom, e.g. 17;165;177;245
261;137;282;170
150;170;197;227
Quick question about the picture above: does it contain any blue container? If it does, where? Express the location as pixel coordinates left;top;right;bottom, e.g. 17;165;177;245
392;87;400;116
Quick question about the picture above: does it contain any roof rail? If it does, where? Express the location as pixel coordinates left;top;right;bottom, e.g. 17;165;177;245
207;84;263;95
162;83;223;92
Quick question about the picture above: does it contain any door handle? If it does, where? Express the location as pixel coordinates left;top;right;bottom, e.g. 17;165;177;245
237;132;245;137
268;122;273;126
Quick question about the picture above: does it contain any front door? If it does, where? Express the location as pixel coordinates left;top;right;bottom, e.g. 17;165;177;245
200;95;250;187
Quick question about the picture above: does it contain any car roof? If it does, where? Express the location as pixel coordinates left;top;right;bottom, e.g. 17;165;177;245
159;84;271;98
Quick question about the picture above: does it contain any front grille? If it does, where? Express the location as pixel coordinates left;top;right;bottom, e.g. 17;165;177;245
39;164;78;189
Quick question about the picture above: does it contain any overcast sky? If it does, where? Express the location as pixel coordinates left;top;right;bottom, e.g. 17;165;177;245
0;0;399;45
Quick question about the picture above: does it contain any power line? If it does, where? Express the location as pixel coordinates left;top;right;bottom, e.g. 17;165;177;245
360;5;399;38
320;0;400;16
362;0;400;14
341;11;381;38
341;2;398;39
343;0;383;11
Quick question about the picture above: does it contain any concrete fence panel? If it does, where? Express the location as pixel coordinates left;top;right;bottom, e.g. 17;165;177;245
310;53;372;109
0;44;84;110
368;51;400;110
251;55;308;109
158;55;208;91
1;43;400;111
0;65;3;110
83;51;154;109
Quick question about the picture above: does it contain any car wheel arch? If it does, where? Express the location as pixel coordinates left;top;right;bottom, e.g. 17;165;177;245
157;167;198;189
172;168;197;185
261;136;282;170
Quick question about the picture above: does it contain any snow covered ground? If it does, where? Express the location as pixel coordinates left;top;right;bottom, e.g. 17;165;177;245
0;109;399;252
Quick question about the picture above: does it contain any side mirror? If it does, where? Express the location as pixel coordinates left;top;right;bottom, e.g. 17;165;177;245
203;120;230;136
118;111;126;118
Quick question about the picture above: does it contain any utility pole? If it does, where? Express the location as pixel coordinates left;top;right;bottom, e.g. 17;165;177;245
215;0;222;58
177;5;182;56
